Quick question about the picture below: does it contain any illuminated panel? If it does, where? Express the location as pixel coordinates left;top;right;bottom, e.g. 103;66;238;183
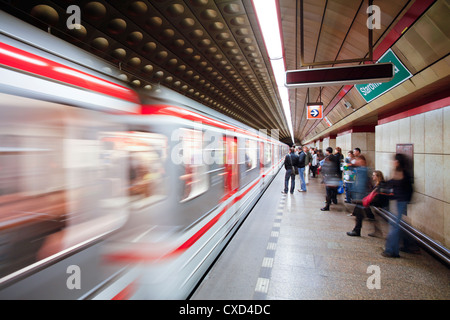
285;63;394;88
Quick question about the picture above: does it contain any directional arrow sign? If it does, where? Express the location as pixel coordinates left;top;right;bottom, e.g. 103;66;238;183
307;103;323;119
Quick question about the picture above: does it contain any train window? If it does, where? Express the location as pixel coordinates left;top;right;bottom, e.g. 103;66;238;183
245;139;257;171
178;128;209;202
101;131;168;208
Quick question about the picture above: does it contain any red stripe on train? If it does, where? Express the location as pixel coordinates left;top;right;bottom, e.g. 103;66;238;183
0;42;139;105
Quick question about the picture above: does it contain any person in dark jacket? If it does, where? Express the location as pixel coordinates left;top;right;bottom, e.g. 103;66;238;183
297;147;307;192
382;153;416;258
320;147;340;211
282;147;299;194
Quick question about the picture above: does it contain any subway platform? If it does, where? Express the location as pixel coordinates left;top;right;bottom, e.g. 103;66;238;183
191;169;450;300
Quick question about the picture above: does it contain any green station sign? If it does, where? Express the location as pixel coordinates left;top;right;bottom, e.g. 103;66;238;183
355;49;412;103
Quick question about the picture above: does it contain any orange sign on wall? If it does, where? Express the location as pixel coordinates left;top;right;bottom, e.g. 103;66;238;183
306;103;323;120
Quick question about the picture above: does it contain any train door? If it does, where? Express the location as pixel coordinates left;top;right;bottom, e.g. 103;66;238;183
224;136;239;193
271;144;275;170
259;141;264;174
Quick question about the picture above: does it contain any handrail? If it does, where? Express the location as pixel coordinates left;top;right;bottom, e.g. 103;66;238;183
372;206;450;267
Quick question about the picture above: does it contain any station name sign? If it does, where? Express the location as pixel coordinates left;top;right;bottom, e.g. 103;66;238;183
355;49;412;103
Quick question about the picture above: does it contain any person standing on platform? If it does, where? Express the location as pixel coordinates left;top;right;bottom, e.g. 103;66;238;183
303;146;312;185
353;147;361;161
297;146;307;192
343;151;355;203
282;147;299;195
320;147;340;211
310;149;318;178
382;153;415;258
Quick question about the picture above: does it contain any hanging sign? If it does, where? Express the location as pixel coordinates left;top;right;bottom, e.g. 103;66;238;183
306;103;323;119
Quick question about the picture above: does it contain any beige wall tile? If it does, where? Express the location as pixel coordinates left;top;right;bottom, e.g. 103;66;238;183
381;122;390;153
424;108;443;154
413;153;425;194
376;152;393;179
367;132;375;151
329;138;336;149
424;154;444;201
375;125;381;152
409;193;425;229
336;135;345;151
445;202;450;248
380;123;388;153
365;151;375;169
389;120;400;151
352;132;367;151
444;106;450;155
411;113;425;153
445;155;450;204
322;137;329;150
398;117;411;144
423;196;445;244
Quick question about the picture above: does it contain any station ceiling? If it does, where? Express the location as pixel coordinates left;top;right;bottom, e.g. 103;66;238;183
2;0;449;145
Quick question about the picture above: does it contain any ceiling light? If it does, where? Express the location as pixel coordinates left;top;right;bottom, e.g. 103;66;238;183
252;0;294;144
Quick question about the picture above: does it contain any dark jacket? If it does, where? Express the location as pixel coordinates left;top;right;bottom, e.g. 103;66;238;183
304;151;312;166
321;154;340;186
388;170;413;202
284;152;300;171
371;183;390;209
297;151;306;168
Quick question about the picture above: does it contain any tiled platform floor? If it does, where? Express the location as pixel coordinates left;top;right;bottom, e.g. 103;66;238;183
191;169;450;300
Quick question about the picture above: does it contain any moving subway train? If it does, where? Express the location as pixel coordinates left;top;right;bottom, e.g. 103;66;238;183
0;12;287;299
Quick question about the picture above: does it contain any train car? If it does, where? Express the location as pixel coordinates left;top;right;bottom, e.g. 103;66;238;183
0;11;288;299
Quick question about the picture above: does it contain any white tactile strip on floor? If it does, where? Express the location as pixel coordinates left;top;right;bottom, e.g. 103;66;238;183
252;193;286;299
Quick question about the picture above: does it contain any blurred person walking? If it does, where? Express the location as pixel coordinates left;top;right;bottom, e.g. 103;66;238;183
320;147;340;211
382;154;415;258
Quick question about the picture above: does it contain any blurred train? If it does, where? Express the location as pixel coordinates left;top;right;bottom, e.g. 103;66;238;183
0;11;287;299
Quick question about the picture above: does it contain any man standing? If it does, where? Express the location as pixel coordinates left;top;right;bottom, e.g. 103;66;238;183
282;147;299;194
297;146;307;192
303;146;312;185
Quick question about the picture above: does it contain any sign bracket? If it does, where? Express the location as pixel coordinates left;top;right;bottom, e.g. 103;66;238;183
299;0;374;67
